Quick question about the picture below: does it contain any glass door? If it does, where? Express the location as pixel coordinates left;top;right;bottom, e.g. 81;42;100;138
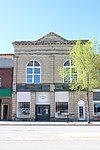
36;105;50;121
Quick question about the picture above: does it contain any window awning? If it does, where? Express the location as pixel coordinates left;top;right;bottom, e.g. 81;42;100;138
0;88;11;97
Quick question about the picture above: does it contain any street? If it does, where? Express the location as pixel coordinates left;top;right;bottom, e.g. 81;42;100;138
0;125;100;150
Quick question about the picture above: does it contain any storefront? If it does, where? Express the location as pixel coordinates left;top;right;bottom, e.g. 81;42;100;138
55;92;69;119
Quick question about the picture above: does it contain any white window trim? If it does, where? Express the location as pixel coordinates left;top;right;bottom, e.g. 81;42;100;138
93;101;100;116
26;60;41;84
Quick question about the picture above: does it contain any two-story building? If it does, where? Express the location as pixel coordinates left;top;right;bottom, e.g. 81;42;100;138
0;54;13;120
12;32;98;121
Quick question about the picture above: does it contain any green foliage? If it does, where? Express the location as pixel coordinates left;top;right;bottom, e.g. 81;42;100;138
58;66;64;79
70;38;100;91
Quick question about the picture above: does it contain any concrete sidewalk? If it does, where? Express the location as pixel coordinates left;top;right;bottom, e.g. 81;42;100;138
0;121;100;126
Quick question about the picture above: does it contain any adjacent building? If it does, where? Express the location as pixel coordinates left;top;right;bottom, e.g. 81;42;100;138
12;32;100;121
0;54;13;120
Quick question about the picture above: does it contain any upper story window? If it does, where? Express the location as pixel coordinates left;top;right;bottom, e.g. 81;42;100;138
63;60;77;83
26;60;41;84
0;78;2;87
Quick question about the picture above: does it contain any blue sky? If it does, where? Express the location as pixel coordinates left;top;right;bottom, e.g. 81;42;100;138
0;0;100;53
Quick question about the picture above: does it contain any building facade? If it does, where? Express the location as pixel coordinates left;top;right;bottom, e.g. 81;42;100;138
12;32;99;121
0;54;13;120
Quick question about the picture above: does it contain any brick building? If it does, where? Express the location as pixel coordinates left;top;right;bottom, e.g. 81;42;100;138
12;32;99;121
0;54;13;120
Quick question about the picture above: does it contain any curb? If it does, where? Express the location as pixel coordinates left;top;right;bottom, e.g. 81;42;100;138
0;122;100;126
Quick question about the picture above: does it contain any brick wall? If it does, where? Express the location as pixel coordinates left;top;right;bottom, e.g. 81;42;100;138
0;68;13;88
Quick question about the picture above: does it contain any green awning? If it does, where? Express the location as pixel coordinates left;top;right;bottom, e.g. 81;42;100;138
0;88;11;97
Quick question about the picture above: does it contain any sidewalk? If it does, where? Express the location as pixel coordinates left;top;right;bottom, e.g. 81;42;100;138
0;121;100;126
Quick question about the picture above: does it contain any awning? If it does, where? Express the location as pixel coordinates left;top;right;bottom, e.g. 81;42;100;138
0;88;11;97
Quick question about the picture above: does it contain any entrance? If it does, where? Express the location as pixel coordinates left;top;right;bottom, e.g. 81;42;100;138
2;104;9;120
36;105;50;121
78;106;84;120
78;100;85;120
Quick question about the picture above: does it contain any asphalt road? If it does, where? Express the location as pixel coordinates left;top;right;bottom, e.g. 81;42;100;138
0;125;100;150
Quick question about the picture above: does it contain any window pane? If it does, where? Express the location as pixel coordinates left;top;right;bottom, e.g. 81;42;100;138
72;67;77;73
64;75;70;83
34;75;40;83
34;68;40;74
79;106;84;118
18;102;30;118
27;61;33;66
27;68;33;74
34;61;40;66
64;68;70;83
72;74;77;83
64;60;70;66
37;106;42;115
27;75;32;83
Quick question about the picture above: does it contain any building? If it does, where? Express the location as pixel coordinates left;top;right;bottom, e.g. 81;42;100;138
12;32;99;121
0;54;13;120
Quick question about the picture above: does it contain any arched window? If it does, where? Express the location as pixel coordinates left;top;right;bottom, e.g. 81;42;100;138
26;60;41;84
63;60;77;83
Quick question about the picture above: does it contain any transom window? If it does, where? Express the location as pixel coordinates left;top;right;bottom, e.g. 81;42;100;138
26;60;41;84
63;60;77;83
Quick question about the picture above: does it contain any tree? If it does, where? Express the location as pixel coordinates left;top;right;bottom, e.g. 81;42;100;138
70;38;100;123
58;38;100;123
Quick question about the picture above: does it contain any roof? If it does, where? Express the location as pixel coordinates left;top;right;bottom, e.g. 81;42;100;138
0;54;14;56
13;32;88;46
36;32;67;43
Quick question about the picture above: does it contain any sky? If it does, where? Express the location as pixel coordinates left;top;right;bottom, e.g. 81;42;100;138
0;0;100;54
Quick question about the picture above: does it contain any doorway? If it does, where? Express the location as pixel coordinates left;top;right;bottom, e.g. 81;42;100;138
2;104;9;120
78;100;85;120
36;105;50;121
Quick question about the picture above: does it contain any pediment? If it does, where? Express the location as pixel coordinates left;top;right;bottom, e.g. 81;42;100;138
36;32;67;43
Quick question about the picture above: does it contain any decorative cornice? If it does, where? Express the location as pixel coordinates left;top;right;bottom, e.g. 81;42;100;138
12;32;88;46
13;40;88;46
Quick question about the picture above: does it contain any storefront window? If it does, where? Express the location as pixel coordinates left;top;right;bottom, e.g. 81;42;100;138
94;103;100;116
55;102;68;118
18;102;30;118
